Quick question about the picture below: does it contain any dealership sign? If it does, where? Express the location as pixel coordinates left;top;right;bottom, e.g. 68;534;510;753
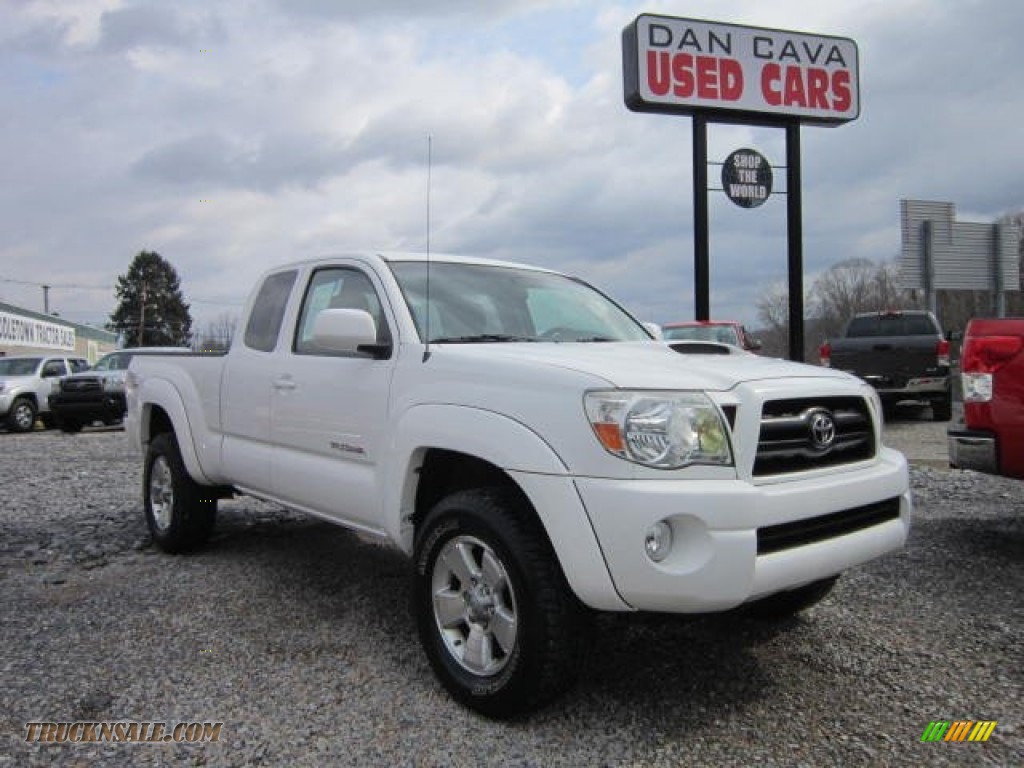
623;15;859;125
0;311;76;351
722;148;772;208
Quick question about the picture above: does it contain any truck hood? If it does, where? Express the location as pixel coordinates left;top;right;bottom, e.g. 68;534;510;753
433;341;853;391
0;375;37;387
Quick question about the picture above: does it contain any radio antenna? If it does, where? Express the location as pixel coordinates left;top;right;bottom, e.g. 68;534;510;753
423;135;433;362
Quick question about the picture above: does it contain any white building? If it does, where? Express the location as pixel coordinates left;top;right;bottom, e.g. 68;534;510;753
0;301;118;362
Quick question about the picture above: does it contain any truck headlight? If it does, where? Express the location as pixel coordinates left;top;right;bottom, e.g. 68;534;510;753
585;391;733;469
104;375;127;393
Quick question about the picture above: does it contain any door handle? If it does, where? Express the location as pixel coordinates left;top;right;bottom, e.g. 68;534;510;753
272;376;296;391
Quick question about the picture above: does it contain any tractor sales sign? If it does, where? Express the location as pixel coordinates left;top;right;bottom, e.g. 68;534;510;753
623;15;859;125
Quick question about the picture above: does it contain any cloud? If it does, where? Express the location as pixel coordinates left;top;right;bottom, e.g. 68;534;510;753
1;0;1022;336
97;5;221;52
132;131;353;191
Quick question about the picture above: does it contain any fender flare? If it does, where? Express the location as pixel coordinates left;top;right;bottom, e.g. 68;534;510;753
383;404;627;611
383;406;569;545
137;377;215;486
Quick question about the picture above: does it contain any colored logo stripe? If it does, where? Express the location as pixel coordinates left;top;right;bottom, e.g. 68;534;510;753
968;721;997;742
921;721;997;743
921;721;949;742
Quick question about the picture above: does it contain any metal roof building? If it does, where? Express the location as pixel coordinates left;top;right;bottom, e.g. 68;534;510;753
0;301;119;362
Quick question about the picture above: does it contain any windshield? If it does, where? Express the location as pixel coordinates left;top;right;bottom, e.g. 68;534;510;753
388;262;650;343
663;325;740;345
92;353;131;372
0;358;42;376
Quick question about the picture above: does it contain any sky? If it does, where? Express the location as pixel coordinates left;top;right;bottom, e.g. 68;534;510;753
1;0;1022;335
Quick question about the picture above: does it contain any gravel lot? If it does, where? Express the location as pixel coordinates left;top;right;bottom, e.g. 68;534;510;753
1;419;1021;767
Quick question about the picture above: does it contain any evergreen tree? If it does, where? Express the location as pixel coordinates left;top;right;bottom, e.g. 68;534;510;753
108;251;192;347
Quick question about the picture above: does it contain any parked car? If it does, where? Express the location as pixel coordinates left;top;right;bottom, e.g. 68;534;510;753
948;317;1024;479
0;355;89;432
49;348;190;432
126;252;909;717
820;309;951;421
661;320;761;351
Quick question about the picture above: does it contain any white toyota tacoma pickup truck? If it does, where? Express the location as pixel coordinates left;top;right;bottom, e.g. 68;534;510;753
126;252;911;717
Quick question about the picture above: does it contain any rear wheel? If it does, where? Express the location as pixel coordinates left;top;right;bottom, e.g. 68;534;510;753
931;396;952;422
743;576;839;620
413;488;587;718
7;398;37;433
144;431;217;553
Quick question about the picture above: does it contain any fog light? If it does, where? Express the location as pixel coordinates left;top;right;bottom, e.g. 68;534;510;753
644;521;672;563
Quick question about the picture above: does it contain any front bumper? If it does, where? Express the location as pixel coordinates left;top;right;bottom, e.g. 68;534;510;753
48;392;126;423
947;427;998;475
571;448;911;613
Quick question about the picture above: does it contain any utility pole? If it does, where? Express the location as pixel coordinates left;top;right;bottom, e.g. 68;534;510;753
138;281;147;346
42;285;51;314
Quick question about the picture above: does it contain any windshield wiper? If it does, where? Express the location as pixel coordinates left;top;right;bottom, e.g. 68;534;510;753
430;334;538;344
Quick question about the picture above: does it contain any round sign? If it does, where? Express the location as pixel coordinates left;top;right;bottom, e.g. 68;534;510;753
721;148;773;208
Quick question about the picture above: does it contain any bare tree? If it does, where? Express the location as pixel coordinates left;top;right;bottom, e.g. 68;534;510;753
755;282;792;358
809;258;881;341
193;312;238;352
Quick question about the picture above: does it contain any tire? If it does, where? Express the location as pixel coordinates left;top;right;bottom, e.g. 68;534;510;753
58;417;83;433
7;398;37;433
880;400;897;422
743;576;839;620
144;431;217;553
413;488;587;718
931;396;952;422
39;413;56;430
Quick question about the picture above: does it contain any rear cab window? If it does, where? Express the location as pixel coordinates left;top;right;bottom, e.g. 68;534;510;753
244;270;298;352
846;313;938;337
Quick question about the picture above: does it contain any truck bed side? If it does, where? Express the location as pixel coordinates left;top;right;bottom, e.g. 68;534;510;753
128;353;228;485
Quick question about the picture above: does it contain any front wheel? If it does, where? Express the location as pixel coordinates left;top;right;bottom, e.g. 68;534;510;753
7;398;37;433
413;488;587;718
144;432;217;553
58;417;83;433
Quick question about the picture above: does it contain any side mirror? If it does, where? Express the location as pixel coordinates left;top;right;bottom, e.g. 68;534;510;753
642;322;663;340
312;309;386;357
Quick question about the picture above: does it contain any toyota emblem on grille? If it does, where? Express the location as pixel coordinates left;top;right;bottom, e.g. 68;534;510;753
808;409;837;451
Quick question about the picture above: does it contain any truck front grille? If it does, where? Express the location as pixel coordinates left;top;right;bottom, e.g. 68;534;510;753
62;378;102;393
757;497;901;555
754;396;875;476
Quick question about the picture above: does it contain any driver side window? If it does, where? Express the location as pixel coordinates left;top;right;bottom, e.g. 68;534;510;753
294;267;392;355
41;360;66;377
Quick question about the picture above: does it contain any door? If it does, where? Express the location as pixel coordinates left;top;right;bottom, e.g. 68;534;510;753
270;264;396;530
221;269;298;494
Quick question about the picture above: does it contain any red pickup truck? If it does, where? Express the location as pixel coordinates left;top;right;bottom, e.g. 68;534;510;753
948;318;1024;479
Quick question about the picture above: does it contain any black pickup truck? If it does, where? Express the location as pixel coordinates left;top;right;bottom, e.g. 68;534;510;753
820;310;952;421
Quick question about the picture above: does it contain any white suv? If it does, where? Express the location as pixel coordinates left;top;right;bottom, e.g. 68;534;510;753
0;355;89;432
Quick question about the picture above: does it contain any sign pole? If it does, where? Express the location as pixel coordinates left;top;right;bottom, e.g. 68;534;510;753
693;114;710;322
786;121;805;362
622;15;862;355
